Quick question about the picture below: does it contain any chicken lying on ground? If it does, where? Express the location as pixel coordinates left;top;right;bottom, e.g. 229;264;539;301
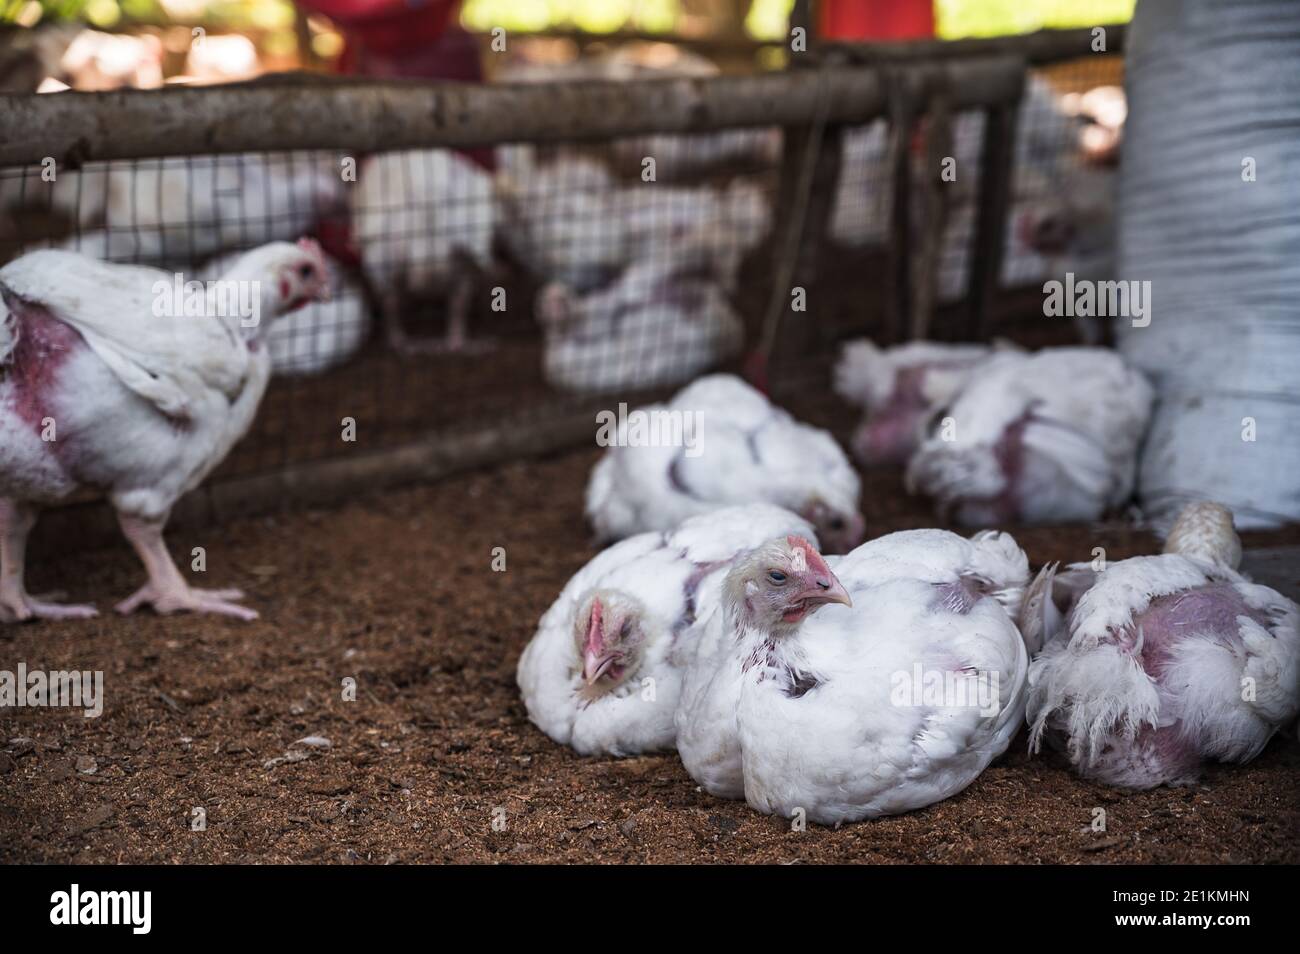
517;504;815;756
0;240;330;622
535;244;744;393
905;347;1153;525
50;153;342;268
834;338;1005;467
352;148;496;355
1022;501;1300;789
585;374;865;554
495;150;625;293
498;149;770;295
675;529;1029;824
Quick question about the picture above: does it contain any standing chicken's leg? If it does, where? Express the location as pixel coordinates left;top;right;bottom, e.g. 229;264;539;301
444;273;475;351
114;512;257;620
383;262;494;357
0;498;98;622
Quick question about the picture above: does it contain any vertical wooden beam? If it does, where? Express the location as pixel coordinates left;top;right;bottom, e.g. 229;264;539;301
885;67;917;344
911;81;953;340
966;69;1024;339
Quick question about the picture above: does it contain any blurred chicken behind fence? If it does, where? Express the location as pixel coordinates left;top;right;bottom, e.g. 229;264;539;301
0;35;1131;520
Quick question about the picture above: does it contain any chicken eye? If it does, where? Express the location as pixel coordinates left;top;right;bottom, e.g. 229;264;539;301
768;570;787;584
828;517;846;531
298;264;314;279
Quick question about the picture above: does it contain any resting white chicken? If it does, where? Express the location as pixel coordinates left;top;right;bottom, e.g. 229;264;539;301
586;374;865;554
496;151;626;293
202;249;371;376
675;528;1029;824
0;240;330;622
615;179;770;294
536;251;743;393
834;338;1001;466
517;504;815;756
1022;502;1300;788
352;148;496;354
499;153;769;295
905;347;1153;524
55;152;342;267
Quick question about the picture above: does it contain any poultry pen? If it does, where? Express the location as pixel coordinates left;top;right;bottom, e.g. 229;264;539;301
2;23;1297;867
0;26;1120;538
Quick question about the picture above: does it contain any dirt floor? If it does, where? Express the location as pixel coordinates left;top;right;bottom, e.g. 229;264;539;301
2;432;1299;864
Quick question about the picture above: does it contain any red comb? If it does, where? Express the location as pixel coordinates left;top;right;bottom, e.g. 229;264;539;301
787;535;831;575
296;236;326;265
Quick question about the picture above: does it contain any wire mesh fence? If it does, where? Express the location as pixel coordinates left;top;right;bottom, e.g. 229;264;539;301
821;48;1124;346
0;33;1118;515
0;128;785;483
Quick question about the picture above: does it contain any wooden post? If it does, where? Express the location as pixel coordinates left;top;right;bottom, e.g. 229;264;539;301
885;66;917;344
966;77;1024;339
911;77;953;340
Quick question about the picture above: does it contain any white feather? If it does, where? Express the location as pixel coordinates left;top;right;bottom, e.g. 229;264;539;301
517;504;815;756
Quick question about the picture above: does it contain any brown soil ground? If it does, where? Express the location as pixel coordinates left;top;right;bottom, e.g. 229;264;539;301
3;422;1299;864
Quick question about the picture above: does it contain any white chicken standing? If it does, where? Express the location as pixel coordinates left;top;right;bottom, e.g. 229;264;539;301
202;249;371;377
586;374;864;554
1022;501;1300;789
905;347;1153;525
535;246;743;394
675;529;1029;823
0;241;330;622
351;148;496;355
834;338;1002;466
517;504;816;757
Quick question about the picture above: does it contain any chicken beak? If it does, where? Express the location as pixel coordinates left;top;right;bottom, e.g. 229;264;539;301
582;607;609;684
583;652;618;685
796;572;853;609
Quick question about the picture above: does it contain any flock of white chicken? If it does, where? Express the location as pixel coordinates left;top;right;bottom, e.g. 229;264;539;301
521;371;1300;824
1;231;1295;829
2;47;1293;829
836;339;1154;525
1;46;1123;394
0;140;771;386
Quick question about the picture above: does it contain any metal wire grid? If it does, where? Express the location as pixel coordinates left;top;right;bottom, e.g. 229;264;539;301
0;129;783;481
822;51;1124;341
936;54;1124;303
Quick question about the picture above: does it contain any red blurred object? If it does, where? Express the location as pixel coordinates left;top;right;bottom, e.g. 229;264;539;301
294;0;493;168
818;0;935;40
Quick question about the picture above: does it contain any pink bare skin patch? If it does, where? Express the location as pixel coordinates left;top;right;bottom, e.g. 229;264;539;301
5;298;82;439
857;366;932;465
1133;584;1269;679
933;577;985;615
